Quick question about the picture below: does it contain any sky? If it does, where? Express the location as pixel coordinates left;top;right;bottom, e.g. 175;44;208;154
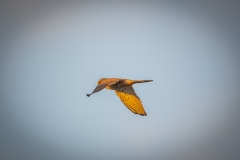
1;1;240;160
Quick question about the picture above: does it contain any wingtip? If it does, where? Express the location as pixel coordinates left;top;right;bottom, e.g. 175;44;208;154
86;94;91;97
143;111;147;116
137;112;147;116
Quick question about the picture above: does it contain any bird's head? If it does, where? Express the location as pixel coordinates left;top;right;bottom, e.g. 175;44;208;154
97;78;106;84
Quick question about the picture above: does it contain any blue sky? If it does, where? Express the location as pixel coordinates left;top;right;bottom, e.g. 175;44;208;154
1;1;240;160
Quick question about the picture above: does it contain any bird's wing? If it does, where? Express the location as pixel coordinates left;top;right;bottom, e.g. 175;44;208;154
108;79;125;89
115;86;147;116
86;84;109;97
106;78;124;86
87;79;124;97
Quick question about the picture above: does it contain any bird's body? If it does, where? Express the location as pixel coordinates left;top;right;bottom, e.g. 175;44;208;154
86;78;153;116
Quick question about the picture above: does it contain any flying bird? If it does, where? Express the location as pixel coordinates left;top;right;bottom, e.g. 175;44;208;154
86;78;153;116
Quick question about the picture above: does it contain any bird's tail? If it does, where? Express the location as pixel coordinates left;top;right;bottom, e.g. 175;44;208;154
130;80;153;84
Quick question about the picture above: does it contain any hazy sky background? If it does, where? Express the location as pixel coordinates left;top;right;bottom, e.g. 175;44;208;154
1;1;240;160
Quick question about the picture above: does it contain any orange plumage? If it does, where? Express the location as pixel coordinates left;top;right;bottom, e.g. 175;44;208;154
87;78;153;116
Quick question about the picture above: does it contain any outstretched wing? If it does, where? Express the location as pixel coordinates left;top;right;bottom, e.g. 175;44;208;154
87;78;124;97
115;86;147;116
86;84;108;97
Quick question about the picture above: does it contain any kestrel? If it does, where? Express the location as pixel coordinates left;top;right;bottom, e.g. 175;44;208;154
86;78;153;116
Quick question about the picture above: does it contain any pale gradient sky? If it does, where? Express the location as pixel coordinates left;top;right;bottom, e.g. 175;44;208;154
1;1;240;160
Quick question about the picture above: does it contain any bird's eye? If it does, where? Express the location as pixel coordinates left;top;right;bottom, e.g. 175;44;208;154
98;78;104;84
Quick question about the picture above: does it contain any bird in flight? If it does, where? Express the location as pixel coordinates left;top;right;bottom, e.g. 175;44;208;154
86;78;153;116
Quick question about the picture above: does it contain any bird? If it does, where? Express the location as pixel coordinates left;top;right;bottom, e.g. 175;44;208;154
86;78;153;116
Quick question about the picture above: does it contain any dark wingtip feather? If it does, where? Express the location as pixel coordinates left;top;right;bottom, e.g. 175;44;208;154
137;113;147;116
86;94;91;97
